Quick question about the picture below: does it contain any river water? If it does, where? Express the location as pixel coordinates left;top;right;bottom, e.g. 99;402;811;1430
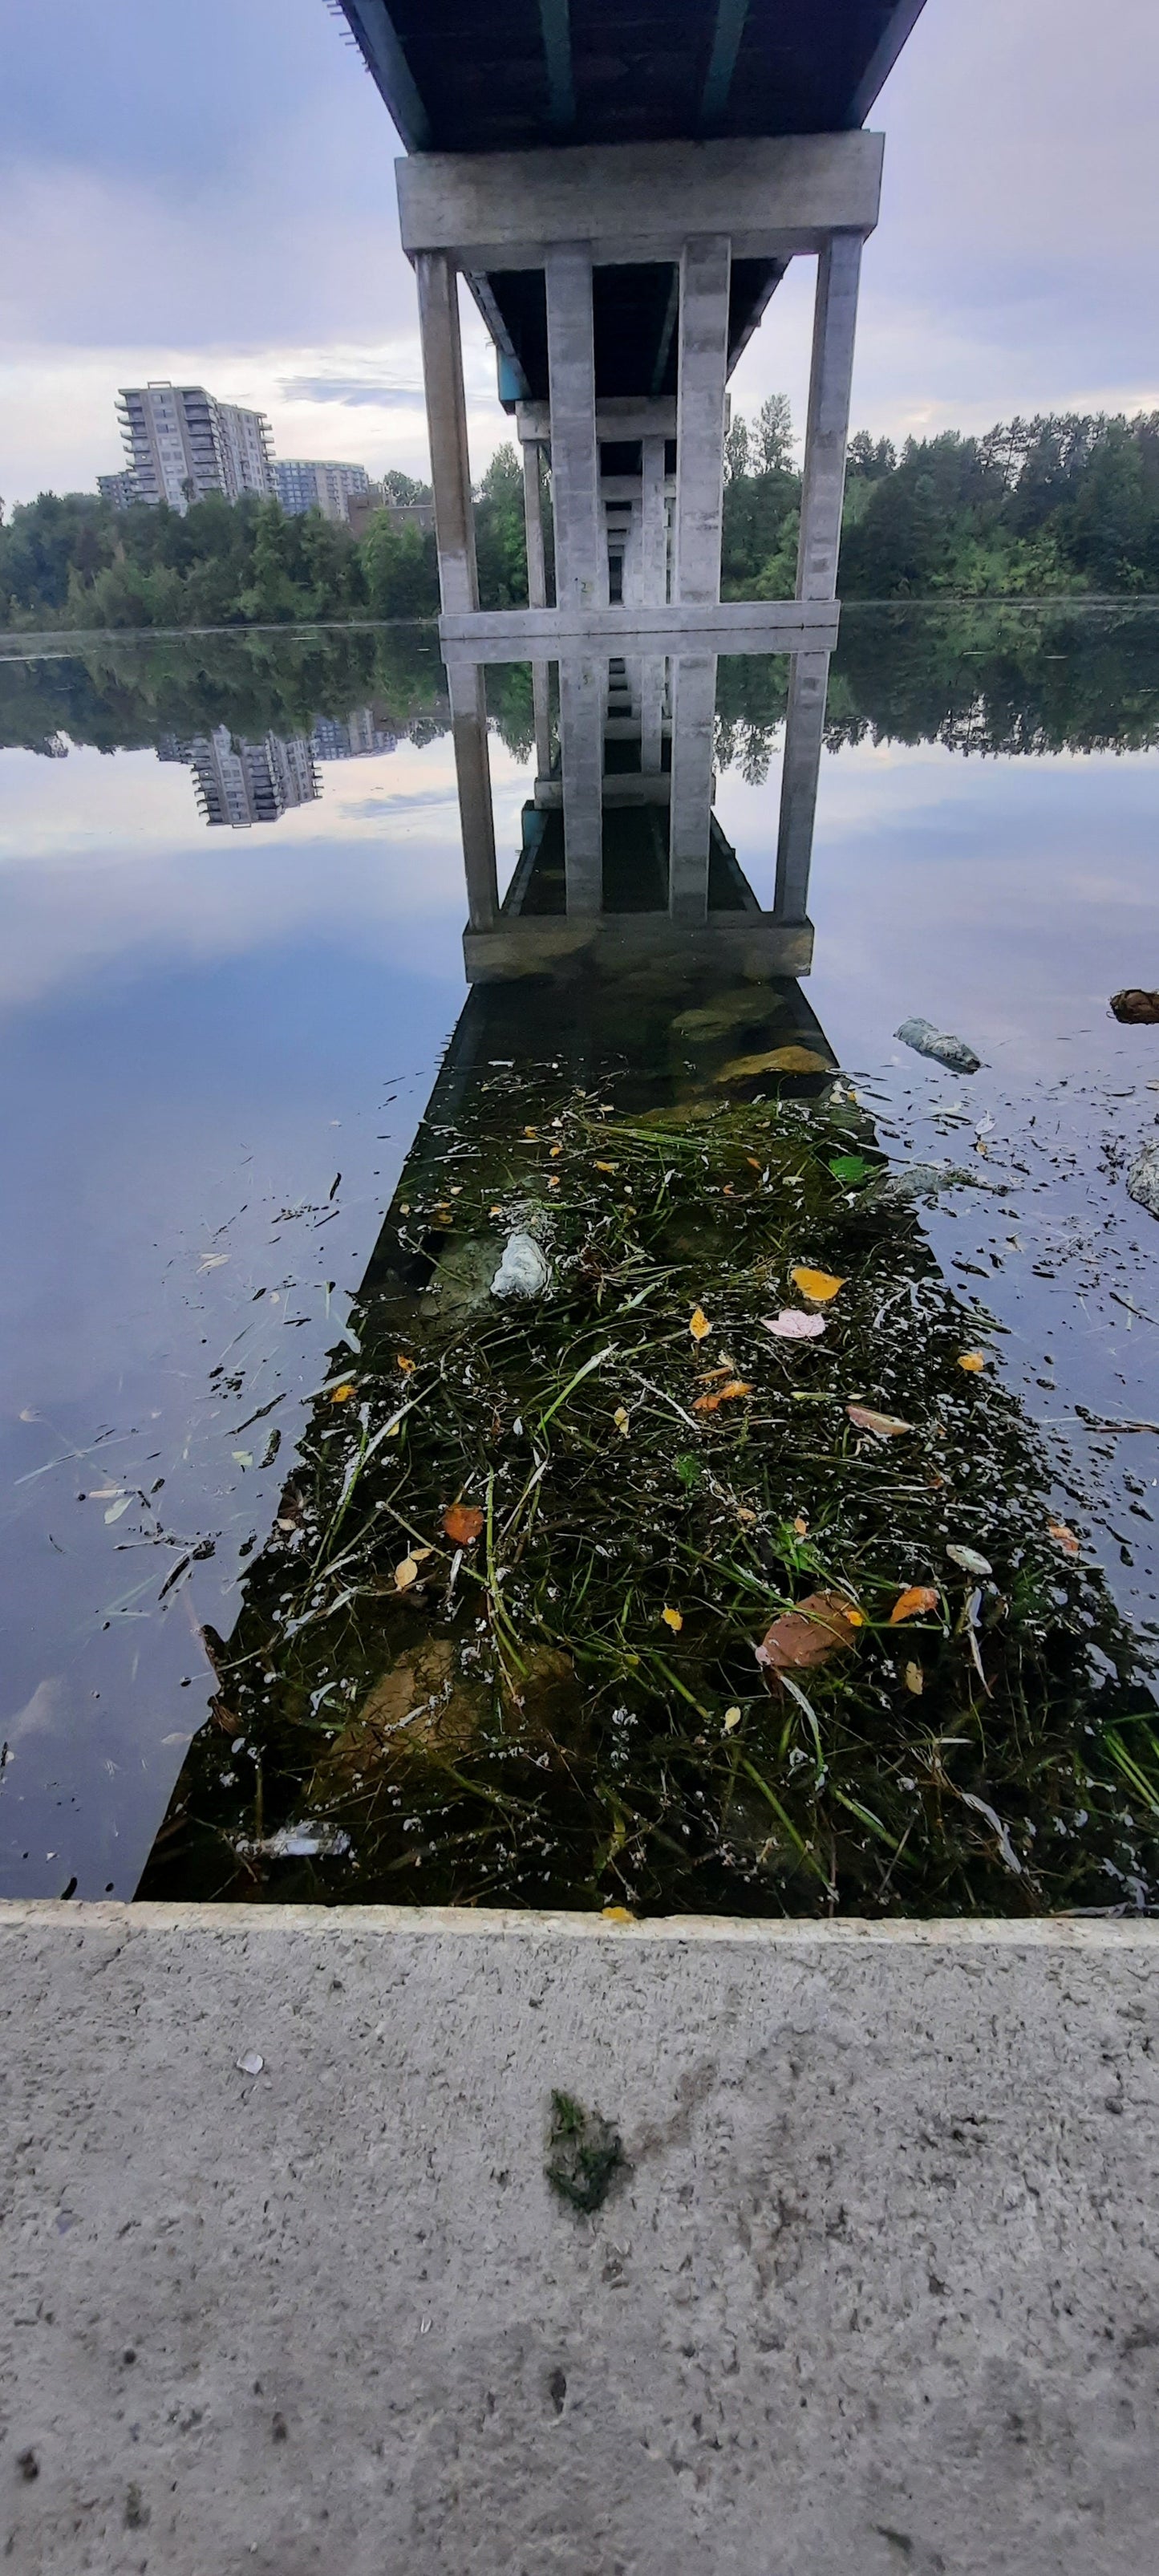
2;604;1158;1908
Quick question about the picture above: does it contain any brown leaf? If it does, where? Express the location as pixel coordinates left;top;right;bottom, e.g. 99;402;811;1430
443;1503;484;1547
1048;1519;1080;1556
689;1304;711;1341
691;1380;754;1414
889;1584;939;1625
756;1589;861;1691
846;1402;913;1438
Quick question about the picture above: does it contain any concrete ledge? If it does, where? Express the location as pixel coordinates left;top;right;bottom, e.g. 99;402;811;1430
3;1903;1159;2573
440;602;841;663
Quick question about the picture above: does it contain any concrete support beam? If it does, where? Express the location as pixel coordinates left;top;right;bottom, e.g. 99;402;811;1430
796;232;863;602
673;236;731;606
415;252;478;616
668;652;717;921
437;600;839;661
531;663;553;779
398;133;885;267
517;397;677;444
640;436;669;607
640;653;667;776
447;661;497;928
775;648;831;920
522;440;549;609
545;245;605;613
557;649;603;911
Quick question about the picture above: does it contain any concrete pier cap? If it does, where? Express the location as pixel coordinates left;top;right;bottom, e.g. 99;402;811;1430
3;1900;1159;2574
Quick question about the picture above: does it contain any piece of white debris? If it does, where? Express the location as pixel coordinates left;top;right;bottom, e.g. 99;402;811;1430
235;2051;265;2078
946;1544;992;1578
490;1231;550;1299
895;1016;982;1075
1128;1141;1159;1220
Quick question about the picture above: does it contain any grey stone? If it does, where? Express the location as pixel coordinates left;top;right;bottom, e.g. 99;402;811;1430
1128;1140;1159;1219
3;1902;1159;2574
895;1017;983;1075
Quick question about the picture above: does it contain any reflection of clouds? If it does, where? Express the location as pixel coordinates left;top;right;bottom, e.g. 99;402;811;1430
0;733;533;1010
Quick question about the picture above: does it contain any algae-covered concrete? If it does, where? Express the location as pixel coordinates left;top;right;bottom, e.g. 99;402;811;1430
2;1905;1159;2575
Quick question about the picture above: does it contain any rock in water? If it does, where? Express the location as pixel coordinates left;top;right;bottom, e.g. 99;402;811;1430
490;1231;550;1298
1128;1142;1159;1220
1111;988;1159;1024
895;1016;982;1074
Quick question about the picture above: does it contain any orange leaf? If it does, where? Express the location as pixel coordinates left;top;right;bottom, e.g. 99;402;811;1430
330;1381;356;1403
395;1353;415;1373
889;1584;940;1625
443;1502;484;1546
691;1380;754;1414
756;1590;861;1691
847;1402;913;1438
790;1266;845;1304
1048;1519;1080;1556
958;1351;987;1373
689;1305;711;1341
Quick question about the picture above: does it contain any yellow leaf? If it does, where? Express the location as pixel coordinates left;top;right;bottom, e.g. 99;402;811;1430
714;1045;829;1083
396;1353;415;1373
889;1584;940;1625
601;1905;635;1923
1048;1519;1080;1556
613;1406;630;1437
903;1661;924;1695
793;1513;809;1535
790;1267;845;1304
547;1176;561;1190
330;1381;356;1403
689;1305;711;1341
488;1203;502;1216
662;1606;683;1633
395;1555;419;1590
594;1161;618;1173
958;1352;987;1373
844;1607;867;1626
723;1706;742;1734
399;1203;410;1215
549;1143;563;1158
523;1126;537;1138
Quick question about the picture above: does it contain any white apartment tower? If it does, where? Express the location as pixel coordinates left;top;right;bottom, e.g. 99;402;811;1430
115;383;275;511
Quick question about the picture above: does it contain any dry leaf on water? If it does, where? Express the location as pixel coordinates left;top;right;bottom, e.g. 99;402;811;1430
689;1305;711;1341
903;1661;924;1695
1048;1519;1080;1556
723;1706;742;1734
394;1547;434;1591
662;1606;683;1633
763;1309;826;1341
789;1267;845;1304
889;1584;939;1624
396;1353;415;1374
613;1406;630;1438
442;1503;484;1546
714;1045;829;1083
692;1380;754;1414
601;1905;635;1924
330;1382;357;1403
958;1352;987;1373
756;1590;861;1690
846;1402;913;1438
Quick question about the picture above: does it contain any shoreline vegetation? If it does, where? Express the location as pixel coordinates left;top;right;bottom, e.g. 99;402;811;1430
3;407;1159;634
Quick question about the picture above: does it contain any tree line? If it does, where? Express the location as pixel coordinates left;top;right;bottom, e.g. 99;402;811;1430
2;406;1159;629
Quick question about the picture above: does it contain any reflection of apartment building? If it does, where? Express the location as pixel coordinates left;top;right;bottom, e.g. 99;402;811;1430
274;459;371;521
310;705;398;761
113;384;274;511
157;726;320;827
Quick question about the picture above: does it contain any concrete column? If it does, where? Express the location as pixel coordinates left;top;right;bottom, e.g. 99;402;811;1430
640;655;666;777
668;653;717;922
545;245;604;611
796;232;863;602
531;664;553;781
415;253;478;616
640;435;668;606
522;441;547;608
774;649;831;920
448;661;498;928
557;649;603;912
673;236;731;606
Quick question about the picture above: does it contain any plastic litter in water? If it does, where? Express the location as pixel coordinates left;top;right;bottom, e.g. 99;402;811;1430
895;1016;982;1075
490;1231;550;1299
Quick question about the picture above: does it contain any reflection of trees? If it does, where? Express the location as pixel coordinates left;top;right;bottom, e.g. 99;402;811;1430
0;626;450;759
712;604;1159;785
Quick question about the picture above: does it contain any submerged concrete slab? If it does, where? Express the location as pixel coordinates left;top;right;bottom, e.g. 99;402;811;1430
3;1904;1159;2576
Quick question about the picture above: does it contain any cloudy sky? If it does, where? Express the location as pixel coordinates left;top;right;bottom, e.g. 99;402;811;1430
2;0;1157;508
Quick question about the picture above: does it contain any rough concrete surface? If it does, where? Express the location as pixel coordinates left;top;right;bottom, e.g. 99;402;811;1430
3;1905;1159;2575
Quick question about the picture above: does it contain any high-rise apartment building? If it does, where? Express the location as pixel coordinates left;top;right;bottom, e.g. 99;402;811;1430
115;383;274;512
157;727;320;826
97;468;142;510
273;459;371;522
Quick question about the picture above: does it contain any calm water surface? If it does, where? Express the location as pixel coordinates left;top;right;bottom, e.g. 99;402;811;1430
2;607;1158;1903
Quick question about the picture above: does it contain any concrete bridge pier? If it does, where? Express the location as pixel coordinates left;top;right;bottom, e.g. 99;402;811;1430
668;653;717;920
775;649;832;921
